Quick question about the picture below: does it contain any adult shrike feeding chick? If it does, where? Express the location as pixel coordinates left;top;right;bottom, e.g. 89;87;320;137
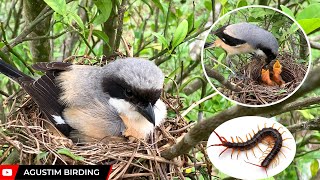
0;58;167;142
205;22;279;66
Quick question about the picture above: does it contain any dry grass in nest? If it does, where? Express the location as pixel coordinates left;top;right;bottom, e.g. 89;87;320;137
0;91;210;179
221;52;308;105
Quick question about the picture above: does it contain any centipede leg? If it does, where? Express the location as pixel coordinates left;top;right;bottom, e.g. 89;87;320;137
231;148;235;159
282;138;292;141
256;144;263;152
279;150;286;158
237;149;241;159
238;136;244;143
245;150;249;160
282;145;291;150
219;147;229;157
231;136;235;143
251;148;256;158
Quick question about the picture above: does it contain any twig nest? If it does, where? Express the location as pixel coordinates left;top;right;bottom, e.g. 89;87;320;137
225;52;308;105
0;93;201;179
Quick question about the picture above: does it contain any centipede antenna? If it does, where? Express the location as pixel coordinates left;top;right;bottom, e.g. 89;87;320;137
207;143;224;148
219;147;229;157
244;160;268;177
212;131;226;143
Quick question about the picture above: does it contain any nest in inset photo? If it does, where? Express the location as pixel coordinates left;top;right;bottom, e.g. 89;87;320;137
219;52;308;105
0;92;208;179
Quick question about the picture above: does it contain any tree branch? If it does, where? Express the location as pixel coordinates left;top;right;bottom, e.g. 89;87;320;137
1;0;76;53
287;118;320;134
310;41;320;50
161;66;320;159
204;65;242;92
114;0;128;51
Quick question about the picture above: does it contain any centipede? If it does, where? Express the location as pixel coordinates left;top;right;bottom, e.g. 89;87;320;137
208;123;291;176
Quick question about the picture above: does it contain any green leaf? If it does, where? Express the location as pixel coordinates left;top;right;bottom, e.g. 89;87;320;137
237;0;247;8
93;0;112;25
310;159;319;177
44;0;67;15
57;148;84;161
152;32;169;49
298;18;320;34
219;0;228;5
68;11;84;30
298;110;315;120
296;4;320;20
276;89;287;95
36;151;49;161
141;0;153;14
151;0;164;13
280;5;295;19
92;30;109;44
204;0;212;11
171;19;188;49
0;42;4;49
187;13;194;32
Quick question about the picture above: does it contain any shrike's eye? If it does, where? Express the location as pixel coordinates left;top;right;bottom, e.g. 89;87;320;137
125;89;133;98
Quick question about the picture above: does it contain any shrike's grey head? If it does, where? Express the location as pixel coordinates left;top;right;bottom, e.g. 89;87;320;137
102;58;165;126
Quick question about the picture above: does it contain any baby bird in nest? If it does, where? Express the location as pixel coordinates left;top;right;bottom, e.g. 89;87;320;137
261;60;285;86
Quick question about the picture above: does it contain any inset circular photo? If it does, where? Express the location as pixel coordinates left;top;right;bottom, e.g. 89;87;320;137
202;6;311;107
206;116;296;179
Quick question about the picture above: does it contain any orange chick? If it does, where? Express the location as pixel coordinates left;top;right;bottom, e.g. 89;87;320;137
272;60;285;86
261;69;276;86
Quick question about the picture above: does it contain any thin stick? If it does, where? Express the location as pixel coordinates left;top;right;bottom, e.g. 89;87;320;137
181;92;218;117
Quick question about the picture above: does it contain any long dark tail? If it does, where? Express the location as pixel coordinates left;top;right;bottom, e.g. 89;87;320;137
0;59;30;81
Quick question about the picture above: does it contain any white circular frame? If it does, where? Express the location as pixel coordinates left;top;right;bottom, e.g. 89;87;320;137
206;116;296;179
201;5;312;108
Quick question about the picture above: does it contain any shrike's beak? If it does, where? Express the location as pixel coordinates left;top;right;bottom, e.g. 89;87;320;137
137;103;155;125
